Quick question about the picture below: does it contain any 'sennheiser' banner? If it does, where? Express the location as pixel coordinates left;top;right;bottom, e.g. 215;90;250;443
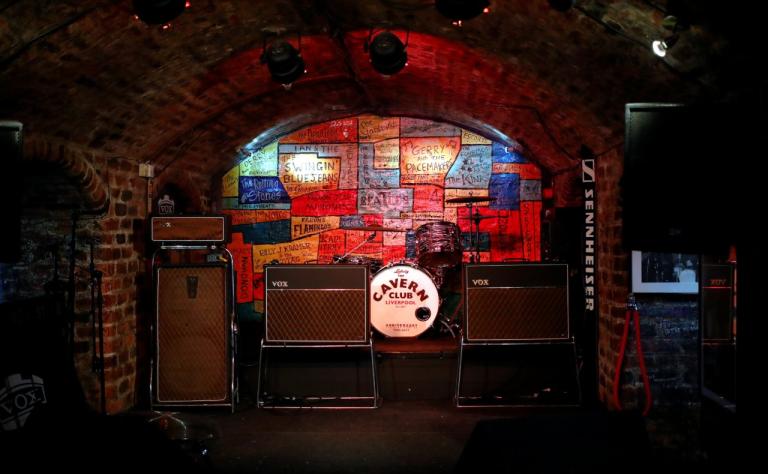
582;158;596;316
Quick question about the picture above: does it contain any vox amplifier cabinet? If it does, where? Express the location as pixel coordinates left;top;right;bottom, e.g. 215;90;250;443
265;265;369;343
151;215;230;243
154;264;232;406
464;263;569;342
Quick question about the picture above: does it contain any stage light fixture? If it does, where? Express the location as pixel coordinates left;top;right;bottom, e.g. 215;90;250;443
436;0;490;23
261;39;306;87
653;17;685;58
133;0;189;26
365;31;408;76
652;34;678;57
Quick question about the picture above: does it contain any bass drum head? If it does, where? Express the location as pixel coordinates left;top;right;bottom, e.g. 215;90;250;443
370;264;440;337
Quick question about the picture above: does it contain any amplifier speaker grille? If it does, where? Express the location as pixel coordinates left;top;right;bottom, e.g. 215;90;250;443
155;265;230;403
466;287;568;341
465;263;569;341
266;290;367;342
265;265;368;343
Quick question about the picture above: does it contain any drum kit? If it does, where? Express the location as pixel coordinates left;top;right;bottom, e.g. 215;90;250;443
332;195;496;338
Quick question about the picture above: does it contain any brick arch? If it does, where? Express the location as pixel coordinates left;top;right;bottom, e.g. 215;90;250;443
147;32;595;181
23;136;110;213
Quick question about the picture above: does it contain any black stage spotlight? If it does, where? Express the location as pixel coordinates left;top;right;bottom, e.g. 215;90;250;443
133;0;188;26
261;39;306;86
365;31;408;76
436;0;490;21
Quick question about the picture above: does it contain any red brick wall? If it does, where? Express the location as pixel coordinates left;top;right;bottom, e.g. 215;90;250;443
596;148;629;405
11;137;215;413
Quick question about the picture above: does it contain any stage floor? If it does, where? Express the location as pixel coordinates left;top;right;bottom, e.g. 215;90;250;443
121;399;714;474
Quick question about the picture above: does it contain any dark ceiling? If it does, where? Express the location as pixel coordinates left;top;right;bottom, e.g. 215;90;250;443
1;1;763;180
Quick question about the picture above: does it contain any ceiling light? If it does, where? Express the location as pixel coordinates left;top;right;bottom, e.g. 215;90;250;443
436;0;490;22
365;31;408;76
133;0;189;26
261;39;306;86
652;17;685;58
652;34;678;57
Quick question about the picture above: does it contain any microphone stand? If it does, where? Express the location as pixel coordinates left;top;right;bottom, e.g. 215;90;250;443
66;211;79;360
88;238;106;414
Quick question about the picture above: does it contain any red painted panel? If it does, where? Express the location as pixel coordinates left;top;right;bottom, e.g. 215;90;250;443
253;272;265;301
229;233;254;303
280;118;358;143
412;185;444;212
520;201;542;261
291;189;358;216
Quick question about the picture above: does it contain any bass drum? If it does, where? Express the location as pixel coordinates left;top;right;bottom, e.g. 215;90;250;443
370;263;440;337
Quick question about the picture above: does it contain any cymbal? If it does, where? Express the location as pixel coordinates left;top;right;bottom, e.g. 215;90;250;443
345;224;407;232
445;196;497;203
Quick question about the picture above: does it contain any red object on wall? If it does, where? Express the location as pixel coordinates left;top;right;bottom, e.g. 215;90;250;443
229;233;254;304
291;189;358;216
412;185;444;212
253;272;265;301
280;118;358;143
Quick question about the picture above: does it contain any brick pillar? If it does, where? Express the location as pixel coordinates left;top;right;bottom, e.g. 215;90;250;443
595;148;630;406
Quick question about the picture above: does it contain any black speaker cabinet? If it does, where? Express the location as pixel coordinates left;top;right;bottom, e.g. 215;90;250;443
265;265;369;343
464;263;569;341
702;263;735;342
154;264;232;406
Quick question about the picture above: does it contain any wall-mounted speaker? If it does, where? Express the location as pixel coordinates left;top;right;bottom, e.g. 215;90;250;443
464;263;569;341
153;264;232;406
264;265;369;343
623;103;752;253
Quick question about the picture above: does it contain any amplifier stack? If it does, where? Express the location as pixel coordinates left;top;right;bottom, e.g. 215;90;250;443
150;214;235;410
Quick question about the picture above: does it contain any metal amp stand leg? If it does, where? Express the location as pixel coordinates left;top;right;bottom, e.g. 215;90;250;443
257;339;379;409
455;339;582;407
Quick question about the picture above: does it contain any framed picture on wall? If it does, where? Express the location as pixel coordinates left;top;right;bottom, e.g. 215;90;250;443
631;251;699;294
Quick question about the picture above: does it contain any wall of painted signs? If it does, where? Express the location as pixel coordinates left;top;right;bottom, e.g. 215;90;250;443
220;116;543;320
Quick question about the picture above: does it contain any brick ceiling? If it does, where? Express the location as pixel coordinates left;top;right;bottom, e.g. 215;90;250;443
1;1;761;180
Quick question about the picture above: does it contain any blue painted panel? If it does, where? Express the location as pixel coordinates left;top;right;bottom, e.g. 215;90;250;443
239;176;290;205
358;143;400;188
492;142;528;163
489;173;520;210
445;145;493;188
233;220;292;244
461;232;491;251
520;179;542;201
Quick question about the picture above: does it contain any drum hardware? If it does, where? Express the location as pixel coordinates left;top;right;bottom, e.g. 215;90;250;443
345;224;407;232
332;254;384;274
447;196;496;263
469;212;495;221
445;196;497;204
334;224;404;270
